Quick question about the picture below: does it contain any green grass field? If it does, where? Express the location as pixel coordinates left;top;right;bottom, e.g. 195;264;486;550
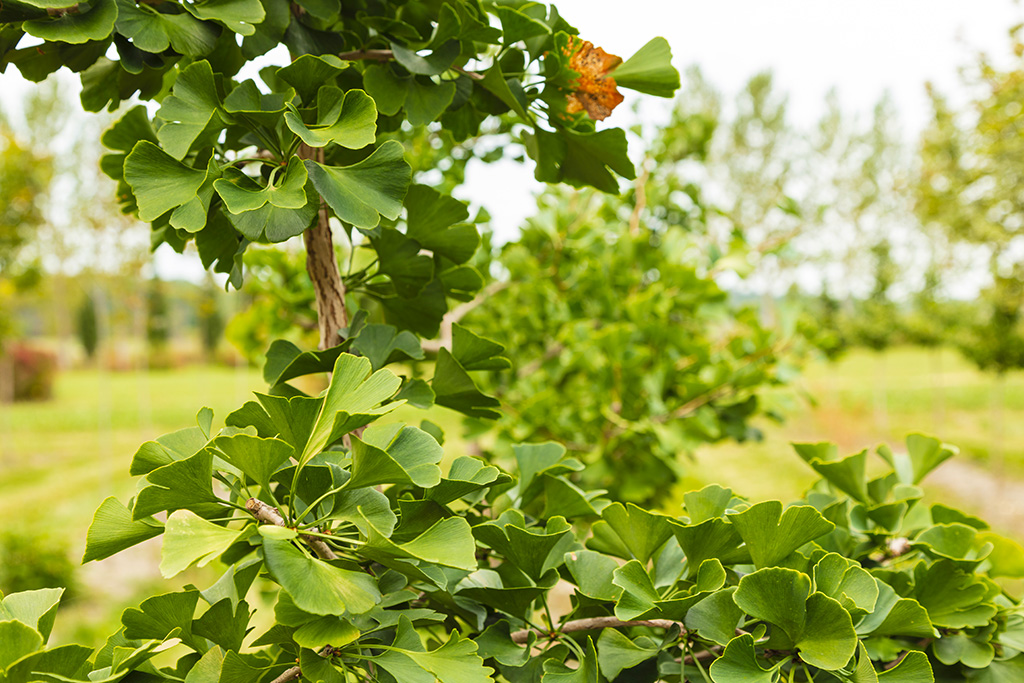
2;345;1022;642
678;345;1024;532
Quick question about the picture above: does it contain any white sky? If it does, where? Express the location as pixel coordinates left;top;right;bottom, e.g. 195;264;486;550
2;1;1022;283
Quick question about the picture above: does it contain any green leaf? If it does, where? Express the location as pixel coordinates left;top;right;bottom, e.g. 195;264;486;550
83;496;163;562
23;0;115;44
284;87;377;149
133;450;221;519
479;62;530;120
877;650;934;682
403;185;478;265
683;484;736;523
114;0;219;56
262;536;381;615
451;324;510;371
708;633;784;683
122;589;200;646
601;502;673;564
733;567;858;670
934;631;994;668
293;616;360;650
4;643;92;683
812;552;879;617
276;53;347;103
370;228;435;298
0;621;44;670
425;456;512;505
350;323;424;372
671;517;749;576
210;433;294;492
361;512;477;572
160;510;246;578
793;443;870;504
263;338;353;386
878;434;956;485
596;629;658;681
0;588;63;643
346;423;443;489
182;0;266;35
496;6;549;45
124;140;208;222
156;60;222;160
564;550;622;601
855;580;934;638
474;620;534;667
912;559;996;628
610;37;679;97
728;501;834;568
374;618;494;683
300;353;402;462
223;79;294;126
456;569;548;619
215;161;309;214
612;559;660;620
305;141;411;229
685;586;743;646
532;126;635;194
431;347;501;419
363;63;408;116
193;600;253;652
542;637;598;683
390;39;460;76
473;513;574;581
979;531;1024;577
404;78;456;126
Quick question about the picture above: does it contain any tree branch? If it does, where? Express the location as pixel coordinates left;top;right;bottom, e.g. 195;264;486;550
510;617;679;644
268;666;301;683
298;144;348;351
245;497;338;561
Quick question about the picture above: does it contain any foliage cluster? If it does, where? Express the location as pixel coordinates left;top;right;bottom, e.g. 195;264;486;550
3;1;1023;683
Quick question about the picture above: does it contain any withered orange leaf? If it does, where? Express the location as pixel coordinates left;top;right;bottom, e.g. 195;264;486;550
562;36;624;121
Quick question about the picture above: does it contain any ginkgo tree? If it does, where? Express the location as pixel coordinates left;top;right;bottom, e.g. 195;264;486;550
3;1;1024;682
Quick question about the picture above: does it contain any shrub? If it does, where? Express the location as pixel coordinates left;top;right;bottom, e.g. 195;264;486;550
6;343;57;402
0;528;77;599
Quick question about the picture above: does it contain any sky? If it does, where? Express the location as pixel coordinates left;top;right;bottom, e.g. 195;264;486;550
3;1;1023;282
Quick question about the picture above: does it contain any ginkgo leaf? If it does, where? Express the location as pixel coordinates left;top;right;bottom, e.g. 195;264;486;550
23;0;115;44
284;86;377;149
181;0;266;35
155;60;222;160
305;141;411;229
215;161;309;214
114;0;219;56
124;141;208;222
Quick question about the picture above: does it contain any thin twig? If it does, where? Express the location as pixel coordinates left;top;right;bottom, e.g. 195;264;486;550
510;617;680;644
628;160;650;236
246;498;338;561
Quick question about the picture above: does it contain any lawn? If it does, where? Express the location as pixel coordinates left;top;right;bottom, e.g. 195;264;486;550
678;345;1024;534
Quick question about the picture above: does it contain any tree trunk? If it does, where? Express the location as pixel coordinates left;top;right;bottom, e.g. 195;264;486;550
298;145;348;350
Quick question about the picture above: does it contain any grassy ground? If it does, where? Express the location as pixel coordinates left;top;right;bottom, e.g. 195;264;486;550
677;345;1024;531
3;345;1023;641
